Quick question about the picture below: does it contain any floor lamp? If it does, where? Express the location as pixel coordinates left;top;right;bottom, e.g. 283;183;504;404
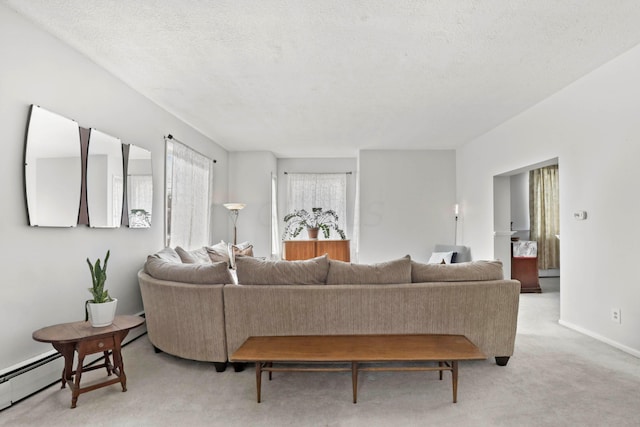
224;203;246;245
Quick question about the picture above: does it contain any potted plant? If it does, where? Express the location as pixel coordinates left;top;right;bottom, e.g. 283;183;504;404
85;250;117;327
283;207;346;240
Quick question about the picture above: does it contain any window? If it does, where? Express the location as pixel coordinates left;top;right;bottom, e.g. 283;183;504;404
165;139;213;248
271;173;280;258
286;173;347;239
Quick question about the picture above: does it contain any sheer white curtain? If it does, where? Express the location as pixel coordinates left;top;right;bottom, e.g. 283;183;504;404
270;173;280;259
166;140;212;249
286;173;347;239
529;165;560;269
353;166;360;262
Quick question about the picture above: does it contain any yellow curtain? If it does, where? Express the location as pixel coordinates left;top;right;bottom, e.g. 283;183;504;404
529;166;560;269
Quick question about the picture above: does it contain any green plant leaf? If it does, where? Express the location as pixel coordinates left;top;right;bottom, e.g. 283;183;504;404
282;207;346;240
87;250;111;303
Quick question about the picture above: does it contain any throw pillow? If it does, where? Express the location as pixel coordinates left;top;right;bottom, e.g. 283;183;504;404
427;251;454;264
326;255;412;285
150;247;181;263
235;254;329;285
411;260;504;283
233;244;254;257
207;250;228;264
228;242;254;269
175;246;211;264
205;241;254;269
144;256;233;284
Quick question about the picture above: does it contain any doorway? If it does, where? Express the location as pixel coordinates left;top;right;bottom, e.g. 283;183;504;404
493;158;560;293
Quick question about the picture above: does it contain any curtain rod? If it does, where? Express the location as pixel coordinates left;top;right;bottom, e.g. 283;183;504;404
284;171;352;175
165;134;217;163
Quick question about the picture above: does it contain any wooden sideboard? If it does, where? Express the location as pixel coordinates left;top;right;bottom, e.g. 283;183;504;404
283;240;350;262
511;257;542;293
511;239;542;293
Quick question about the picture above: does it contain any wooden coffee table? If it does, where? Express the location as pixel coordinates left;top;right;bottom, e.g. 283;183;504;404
32;315;145;408
230;334;485;404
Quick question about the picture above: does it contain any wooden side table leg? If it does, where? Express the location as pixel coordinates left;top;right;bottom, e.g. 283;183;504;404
256;362;263;403
53;343;74;389
438;361;444;380
451;361;458;404
113;338;126;392
71;351;86;409
352;362;358;404
104;351;113;376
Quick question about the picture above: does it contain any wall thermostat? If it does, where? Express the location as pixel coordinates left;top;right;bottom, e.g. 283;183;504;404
573;211;587;220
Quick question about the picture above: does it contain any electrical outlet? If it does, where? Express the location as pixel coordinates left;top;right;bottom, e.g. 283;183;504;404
611;308;621;324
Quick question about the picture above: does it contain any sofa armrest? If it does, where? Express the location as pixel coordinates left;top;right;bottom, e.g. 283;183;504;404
138;270;227;363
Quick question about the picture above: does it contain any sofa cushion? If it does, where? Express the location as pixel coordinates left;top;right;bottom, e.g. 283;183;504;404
144;256;233;284
326;255;412;285
151;247;181;263
175;246;211;264
235;254;329;285
411;260;504;282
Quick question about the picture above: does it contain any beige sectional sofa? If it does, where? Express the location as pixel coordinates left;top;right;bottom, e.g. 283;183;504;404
138;248;521;372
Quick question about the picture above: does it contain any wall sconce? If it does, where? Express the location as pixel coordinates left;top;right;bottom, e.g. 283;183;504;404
224;203;246;245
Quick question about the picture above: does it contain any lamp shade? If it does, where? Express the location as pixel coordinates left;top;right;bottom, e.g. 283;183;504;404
224;203;246;211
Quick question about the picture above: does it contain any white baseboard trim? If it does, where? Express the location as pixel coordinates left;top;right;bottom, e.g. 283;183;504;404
558;319;640;359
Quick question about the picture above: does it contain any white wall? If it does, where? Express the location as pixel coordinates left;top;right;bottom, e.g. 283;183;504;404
228;151;277;257
358;150;456;264
0;4;229;371
457;42;640;357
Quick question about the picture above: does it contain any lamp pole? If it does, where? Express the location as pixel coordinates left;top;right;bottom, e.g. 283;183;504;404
224;203;246;245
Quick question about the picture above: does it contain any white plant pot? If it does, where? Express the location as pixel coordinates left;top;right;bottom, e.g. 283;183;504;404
87;298;118;327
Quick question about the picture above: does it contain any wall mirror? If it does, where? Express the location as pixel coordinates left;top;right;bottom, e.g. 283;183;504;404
87;129;124;228
126;145;153;228
25;105;81;227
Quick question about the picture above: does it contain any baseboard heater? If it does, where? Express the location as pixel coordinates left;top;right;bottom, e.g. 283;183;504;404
0;313;146;411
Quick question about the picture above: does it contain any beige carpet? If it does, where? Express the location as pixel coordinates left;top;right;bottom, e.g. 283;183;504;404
3;278;640;426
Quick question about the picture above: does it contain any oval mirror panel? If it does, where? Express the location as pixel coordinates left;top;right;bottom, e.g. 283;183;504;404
87;129;124;228
126;145;153;228
25;105;81;227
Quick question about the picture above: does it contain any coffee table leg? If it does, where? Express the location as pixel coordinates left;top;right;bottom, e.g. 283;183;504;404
256;362;263;403
438;361;443;380
352;362;358;404
452;361;458;403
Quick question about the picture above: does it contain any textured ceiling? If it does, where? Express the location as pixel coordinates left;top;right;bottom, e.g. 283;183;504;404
5;1;640;157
